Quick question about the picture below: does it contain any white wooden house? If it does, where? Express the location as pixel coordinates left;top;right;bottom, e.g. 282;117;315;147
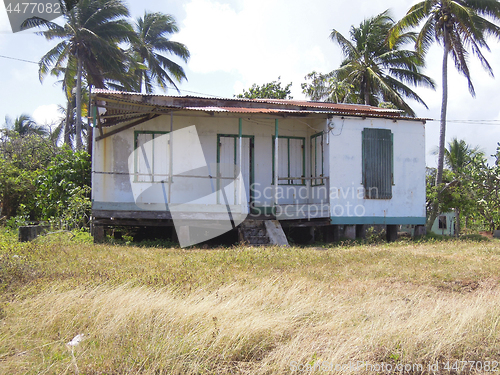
90;90;426;245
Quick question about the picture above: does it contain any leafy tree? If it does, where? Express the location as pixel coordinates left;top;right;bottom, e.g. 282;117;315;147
465;145;500;232
36;147;91;228
0;132;57;219
130;11;190;93
390;0;500;186
428;138;484;234
301;71;356;103
330;10;435;116
36;0;136;150
236;77;293;99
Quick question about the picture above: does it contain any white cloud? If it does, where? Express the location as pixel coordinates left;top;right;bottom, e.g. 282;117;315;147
33;104;60;126
177;0;337;98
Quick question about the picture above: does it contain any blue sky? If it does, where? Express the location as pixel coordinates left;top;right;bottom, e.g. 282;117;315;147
1;0;500;166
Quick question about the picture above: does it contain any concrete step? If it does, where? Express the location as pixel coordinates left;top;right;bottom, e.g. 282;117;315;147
242;228;266;237
244;236;270;245
238;219;288;246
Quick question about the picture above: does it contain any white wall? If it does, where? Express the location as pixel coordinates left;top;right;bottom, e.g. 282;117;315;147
92;112;425;224
92;113;325;213
328;116;426;224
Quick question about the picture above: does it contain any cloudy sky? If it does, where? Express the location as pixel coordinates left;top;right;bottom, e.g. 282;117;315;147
1;0;500;166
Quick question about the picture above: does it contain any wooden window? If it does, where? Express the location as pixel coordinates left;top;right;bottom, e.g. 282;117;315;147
310;132;324;186
134;131;169;182
362;128;393;199
272;136;305;185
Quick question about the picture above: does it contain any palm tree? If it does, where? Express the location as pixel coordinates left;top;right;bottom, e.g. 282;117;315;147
330;10;436;116
444;138;484;173
390;0;500;186
5;114;48;137
130;11;190;93
36;0;135;150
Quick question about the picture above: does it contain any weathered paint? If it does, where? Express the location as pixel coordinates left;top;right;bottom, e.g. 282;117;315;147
92;110;425;225
328;117;425;224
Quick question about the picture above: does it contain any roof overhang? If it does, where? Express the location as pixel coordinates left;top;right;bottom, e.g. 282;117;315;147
91;89;428;134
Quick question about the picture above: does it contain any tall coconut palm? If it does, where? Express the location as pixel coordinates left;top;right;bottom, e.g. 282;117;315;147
330;10;436;116
444;138;484;173
389;0;500;185
5;114;48;137
130;11;190;93
36;0;135;150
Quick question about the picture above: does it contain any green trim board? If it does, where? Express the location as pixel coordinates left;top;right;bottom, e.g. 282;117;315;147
330;216;426;225
272;135;306;185
134;130;169;183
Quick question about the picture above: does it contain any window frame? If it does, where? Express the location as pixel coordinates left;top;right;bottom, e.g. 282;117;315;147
133;130;169;183
310;132;324;187
272;135;306;186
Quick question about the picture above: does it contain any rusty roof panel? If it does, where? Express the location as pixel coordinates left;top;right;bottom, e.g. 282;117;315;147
92;89;428;123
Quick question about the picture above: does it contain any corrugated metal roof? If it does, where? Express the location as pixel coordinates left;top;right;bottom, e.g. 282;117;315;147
92;89;428;125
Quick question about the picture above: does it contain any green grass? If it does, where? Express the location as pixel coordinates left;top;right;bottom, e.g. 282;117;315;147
1;228;500;374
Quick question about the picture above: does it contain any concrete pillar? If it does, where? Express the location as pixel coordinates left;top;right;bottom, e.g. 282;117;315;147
19;226;38;242
19;225;48;242
356;224;366;239
343;225;356;240
414;225;427;237
386;225;398;242
324;225;341;242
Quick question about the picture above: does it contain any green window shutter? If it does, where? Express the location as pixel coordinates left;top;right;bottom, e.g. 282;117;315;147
362;128;393;199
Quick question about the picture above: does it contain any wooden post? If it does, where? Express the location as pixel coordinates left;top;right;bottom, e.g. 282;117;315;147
92;225;105;243
386;224;398;242
238;118;243;206
274;119;279;214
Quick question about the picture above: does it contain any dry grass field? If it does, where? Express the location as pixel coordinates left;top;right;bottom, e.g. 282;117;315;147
0;230;500;374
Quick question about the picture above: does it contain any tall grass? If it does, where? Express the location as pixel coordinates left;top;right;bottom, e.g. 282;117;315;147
0;230;499;374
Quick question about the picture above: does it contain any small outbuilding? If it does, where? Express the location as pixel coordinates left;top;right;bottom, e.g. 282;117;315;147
90;90;426;246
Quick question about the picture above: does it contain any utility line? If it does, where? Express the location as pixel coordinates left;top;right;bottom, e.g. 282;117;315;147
1;53;500;122
0;54;38;64
427;119;500;126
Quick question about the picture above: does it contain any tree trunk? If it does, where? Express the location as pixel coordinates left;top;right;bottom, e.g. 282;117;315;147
64;99;73;148
436;31;449;186
455;208;460;237
426;202;439;233
75;56;83;150
363;77;370;105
